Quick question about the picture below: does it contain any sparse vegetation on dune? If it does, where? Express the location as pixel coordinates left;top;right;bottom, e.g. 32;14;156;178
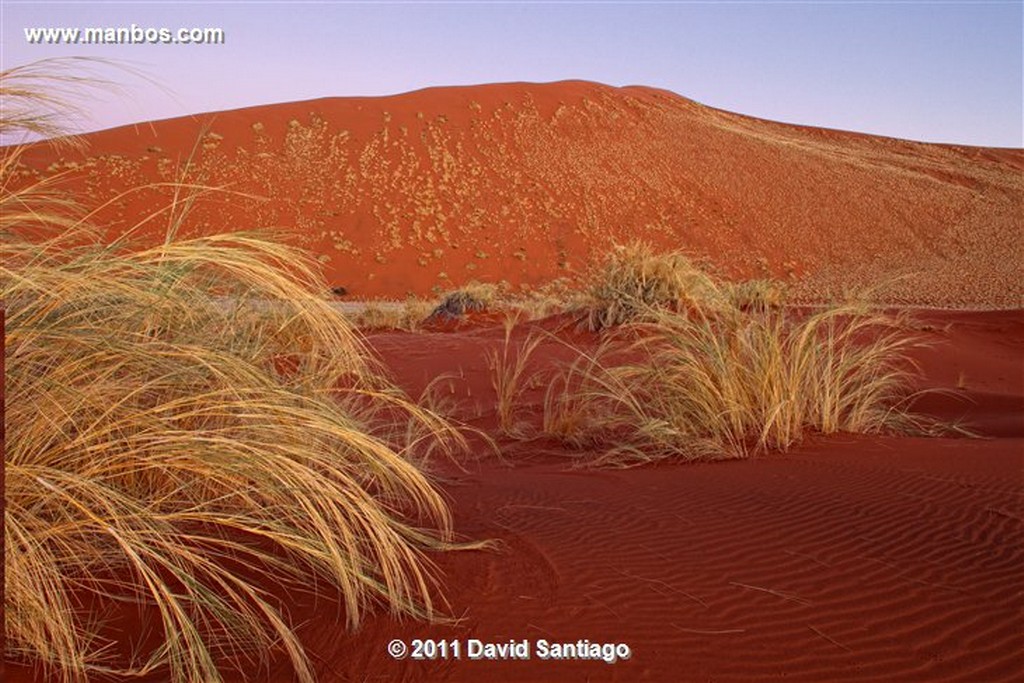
488;315;545;437
339;245;930;468
3;60;963;683
727;277;787;312
3;222;468;683
543;252;935;465
3;64;469;683
346;298;436;331
577;241;727;330
427;281;499;320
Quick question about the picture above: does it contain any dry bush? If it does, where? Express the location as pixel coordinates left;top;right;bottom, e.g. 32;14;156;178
428;281;499;320
579;241;726;330
504;294;563;321
727;278;787;311
401;298;437;329
3;63;469;683
349;299;434;331
546;244;931;465
509;277;576;320
545;302;933;467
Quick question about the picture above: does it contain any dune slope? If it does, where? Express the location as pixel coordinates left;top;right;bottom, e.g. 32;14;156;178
12;80;1023;306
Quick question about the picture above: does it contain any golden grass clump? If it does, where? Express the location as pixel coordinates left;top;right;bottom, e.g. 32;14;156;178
548;261;932;466
580;241;726;330
348;298;435;330
428;281;500;320
487;315;545;436
727;278;787;312
3;63;466;683
510;293;566;320
3;224;467;682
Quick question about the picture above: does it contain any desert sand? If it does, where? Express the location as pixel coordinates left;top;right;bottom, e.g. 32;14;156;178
6;82;1022;682
214;308;1016;683
12;80;1024;306
6;310;1020;683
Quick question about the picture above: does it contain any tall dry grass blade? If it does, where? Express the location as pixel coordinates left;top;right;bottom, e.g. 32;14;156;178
4;61;468;682
487;316;545;437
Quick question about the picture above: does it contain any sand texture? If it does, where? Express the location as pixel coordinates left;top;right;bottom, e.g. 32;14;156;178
5;81;1022;682
13;80;1023;307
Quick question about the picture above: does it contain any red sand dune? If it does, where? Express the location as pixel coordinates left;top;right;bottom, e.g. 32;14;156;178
12;80;1024;306
316;310;1022;683
5;83;1022;682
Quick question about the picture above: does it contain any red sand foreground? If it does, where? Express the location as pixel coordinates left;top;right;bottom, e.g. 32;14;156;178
10;308;1020;683
282;309;1023;683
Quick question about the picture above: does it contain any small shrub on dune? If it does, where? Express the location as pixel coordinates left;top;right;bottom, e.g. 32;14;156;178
3;63;468;683
546;300;933;466
401;297;437;329
728;278;787;312
580;241;726;330
427;281;499;320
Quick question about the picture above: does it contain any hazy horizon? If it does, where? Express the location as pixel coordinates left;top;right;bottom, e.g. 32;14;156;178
3;1;1021;148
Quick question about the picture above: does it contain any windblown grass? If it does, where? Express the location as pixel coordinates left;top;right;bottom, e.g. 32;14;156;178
579;241;726;330
3;222;468;682
0;57;141;145
487;315;544;436
3;64;467;683
542;339;624;447
548;266;934;466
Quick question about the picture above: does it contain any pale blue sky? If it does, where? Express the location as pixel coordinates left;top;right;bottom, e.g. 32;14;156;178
2;1;1021;146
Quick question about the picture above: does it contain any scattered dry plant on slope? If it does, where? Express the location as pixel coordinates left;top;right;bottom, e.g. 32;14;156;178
3;62;468;683
727;278;787;312
348;298;435;331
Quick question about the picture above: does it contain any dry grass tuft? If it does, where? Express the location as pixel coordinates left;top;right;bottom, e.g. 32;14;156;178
3;63;468;683
348;298;435;331
3;223;466;683
727;278;787;312
547;261;935;466
428;281;499;320
487;315;544;436
579;241;726;330
512;294;567;320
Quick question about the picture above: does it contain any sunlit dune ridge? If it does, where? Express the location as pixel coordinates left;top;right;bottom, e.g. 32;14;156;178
13;79;1022;306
